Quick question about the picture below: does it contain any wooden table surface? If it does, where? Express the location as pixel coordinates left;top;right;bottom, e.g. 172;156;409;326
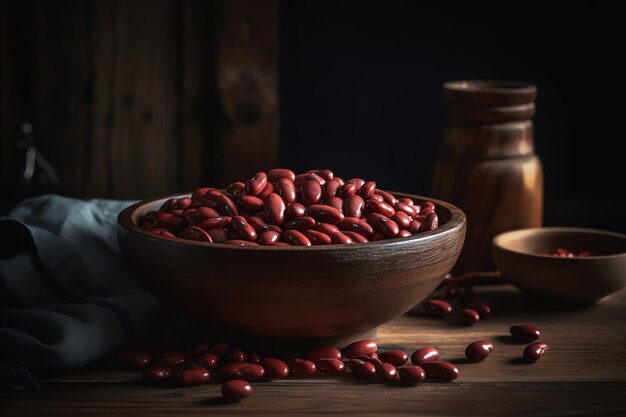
2;284;626;416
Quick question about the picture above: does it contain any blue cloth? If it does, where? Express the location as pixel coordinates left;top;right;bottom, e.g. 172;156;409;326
0;195;168;374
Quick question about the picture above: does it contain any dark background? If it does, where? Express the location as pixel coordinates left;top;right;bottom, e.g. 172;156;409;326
1;0;625;231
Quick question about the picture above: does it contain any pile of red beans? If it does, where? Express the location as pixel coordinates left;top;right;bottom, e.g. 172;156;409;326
542;248;591;258
138;169;440;246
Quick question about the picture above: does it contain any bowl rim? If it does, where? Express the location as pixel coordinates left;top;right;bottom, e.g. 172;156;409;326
118;191;466;251
492;226;626;260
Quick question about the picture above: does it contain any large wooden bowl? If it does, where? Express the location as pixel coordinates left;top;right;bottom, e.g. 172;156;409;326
117;192;466;347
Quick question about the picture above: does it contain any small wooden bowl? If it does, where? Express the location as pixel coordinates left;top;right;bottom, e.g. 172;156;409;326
492;227;626;307
117;192;466;348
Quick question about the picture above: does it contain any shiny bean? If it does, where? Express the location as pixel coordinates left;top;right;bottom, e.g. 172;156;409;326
523;342;548;362
258;181;275;199
314;358;346;375
306;346;343;361
352;355;382;367
418;213;439;232
465;340;494;362
408;219;422;234
220;362;265;381
276;178;297;205
159;198;178;212
224;348;246;363
398;230;411;238
259;230;281;245
337;182;358;199
367;213;399;238
156;353;188;368
288;358;317;376
411;347;440;365
462;300;492;317
173;366;210;386
286;203;307;219
303;229;333;245
295;172;326;186
460;308;480;326
342;231;369;243
391;211;411;229
323;179;343;200
328;231;353;244
246;171;268;196
510;324;541;342
421;201;435;210
197;352;220;369
197;188;222;207
421;361;459;381
264;193;286;225
358;181;377;199
398;197;414;206
307;169;334;182
154;212;185;233
259;358;289;380
177;226;213;242
191;187;213;204
345;178;365;188
173;197;192;210
238;195;264;212
230;216;257;241
268;168;296;183
366;199;396;218
206;227;232;243
217;194;239;216
374;190;398;205
348;359;377;379
221;380;253;401
395;202;416;217
226;181;246;198
377;350;409;367
398;366;425;384
370;193;384;202
154;228;175;238
306;204;345;223
198;216;232;230
370;231;386;241
377;363;398;382
316;222;340;234
343;194;365;218
196;206;221;220
343;340;377;359
325;196;344;212
423;299;453;317
300;180;323;206
284;229;312;246
142;366;172;383
284;216;316;231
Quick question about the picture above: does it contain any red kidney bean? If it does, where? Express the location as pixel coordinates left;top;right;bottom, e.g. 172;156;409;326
259;230;281;245
285;202;306;219
156;353;188;368
276;178;297;205
398;366;425;384
154;228;176;238
270;241;290;246
247;216;281;234
420;208;435;216
198;216;232;231
197;352;220;369
407;219;422;234
421;201;435;210
303;230;333;245
352;355;382;367
337;182;358;199
316;222;340;235
377;363;398;382
295;172;326;186
177;226;213;242
418;213;439;232
220;362;265;381
306;346;343;361
523;342;548;362
325;196;344;212
370;231;385;241
264;193;286;225
306;204;345;223
259;358;289;380
284;229;312;246
328;231;353;244
216;194;239;217
348;359;377;379
398;197;414;206
423;299;453;317
395;202;416;218
358;181;376;199
142;366;172;383
377;350;409;367
170;209;184;217
345;178;365;188
333;176;345;185
370;193;384;202
460;308;480;325
197;188;222;207
465;341;494;362
343;340;377;359
342;231;369;243
221;380;253;401
391;211;411;229
307;169;334;182
206;227;231;243
230;216;257;241
288;359;317;376
374;190;398;205
510;325;541;342
367;213;399;238
226;181;246;198
238;195;264;212
258;182;275;199
154;212;185;233
226;240;259;246
398;230;411;238
123;352;151;369
191;187;213;204
245;172;268;196
422;361;459;381
462;300;492;317
246;352;261;363
300;180;323;206
284;216;316;231
366;352;378;359
323;179;343;200
224;348;245;363
196;206;221;220
173;366;210;386
182;209;199;226
173;197;192;211
268;168;296;183
343;195;365;218
159;198;178;212
366;199;396;218
314;358;346;375
411;347;440;365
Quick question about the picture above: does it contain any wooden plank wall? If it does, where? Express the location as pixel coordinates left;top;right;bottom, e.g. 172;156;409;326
0;0;278;202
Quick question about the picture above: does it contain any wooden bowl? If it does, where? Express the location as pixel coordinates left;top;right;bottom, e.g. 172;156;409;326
492;227;626;307
117;192;466;347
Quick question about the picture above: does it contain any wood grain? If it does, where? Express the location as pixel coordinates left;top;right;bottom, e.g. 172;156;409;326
2;285;625;416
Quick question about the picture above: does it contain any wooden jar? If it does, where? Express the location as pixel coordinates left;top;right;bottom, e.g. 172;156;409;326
432;80;543;274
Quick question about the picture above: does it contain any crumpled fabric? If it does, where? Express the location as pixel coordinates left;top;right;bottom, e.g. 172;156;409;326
0;195;170;379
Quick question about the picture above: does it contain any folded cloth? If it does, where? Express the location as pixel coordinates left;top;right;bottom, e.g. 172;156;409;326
0;195;169;378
